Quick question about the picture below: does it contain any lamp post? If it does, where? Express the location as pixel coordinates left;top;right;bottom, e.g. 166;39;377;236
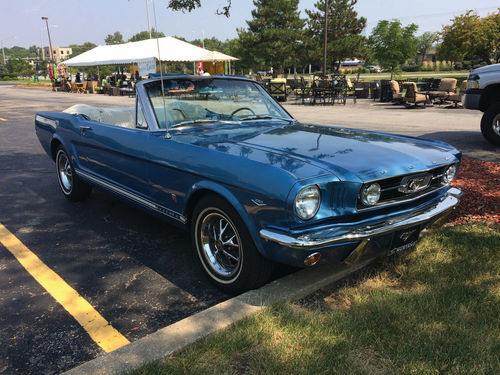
41;16;54;63
145;0;152;39
322;0;328;76
1;40;6;65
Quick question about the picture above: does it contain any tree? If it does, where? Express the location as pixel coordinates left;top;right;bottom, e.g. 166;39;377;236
237;0;305;71
305;0;367;72
437;9;500;65
128;28;165;42
416;32;437;66
167;0;232;16
368;20;419;71
105;31;124;45
6;58;34;77
4;46;35;59
68;42;96;57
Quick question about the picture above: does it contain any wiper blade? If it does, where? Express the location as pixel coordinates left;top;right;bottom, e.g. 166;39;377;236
239;115;295;123
172;119;220;128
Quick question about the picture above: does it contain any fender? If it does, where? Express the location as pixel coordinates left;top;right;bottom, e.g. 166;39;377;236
184;180;269;257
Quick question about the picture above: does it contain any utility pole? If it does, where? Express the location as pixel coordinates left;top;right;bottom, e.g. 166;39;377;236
322;0;328;76
145;0;152;39
41;17;54;63
1;40;6;65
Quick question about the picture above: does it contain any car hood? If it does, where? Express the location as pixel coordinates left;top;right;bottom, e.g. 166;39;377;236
470;63;500;75
178;122;459;182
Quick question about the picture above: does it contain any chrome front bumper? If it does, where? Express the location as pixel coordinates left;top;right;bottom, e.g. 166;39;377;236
260;187;462;250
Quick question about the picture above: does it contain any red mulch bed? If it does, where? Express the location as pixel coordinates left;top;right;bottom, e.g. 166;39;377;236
450;157;500;225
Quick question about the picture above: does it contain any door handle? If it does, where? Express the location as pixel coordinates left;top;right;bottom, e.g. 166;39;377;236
79;125;92;134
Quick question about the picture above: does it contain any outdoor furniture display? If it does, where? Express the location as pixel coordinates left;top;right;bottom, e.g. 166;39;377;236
448;80;467;107
425;78;457;102
269;78;287;101
389;80;404;104
402;82;429;107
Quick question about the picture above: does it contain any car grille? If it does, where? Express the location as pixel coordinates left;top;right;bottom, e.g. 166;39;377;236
356;165;452;209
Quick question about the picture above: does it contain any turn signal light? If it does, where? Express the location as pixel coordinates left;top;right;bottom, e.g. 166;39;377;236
304;252;321;266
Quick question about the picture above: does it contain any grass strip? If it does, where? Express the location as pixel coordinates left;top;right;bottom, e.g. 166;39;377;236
129;224;500;375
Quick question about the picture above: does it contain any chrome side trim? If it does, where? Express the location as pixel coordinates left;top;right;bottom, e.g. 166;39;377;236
260;187;462;250
35;115;58;128
75;169;187;224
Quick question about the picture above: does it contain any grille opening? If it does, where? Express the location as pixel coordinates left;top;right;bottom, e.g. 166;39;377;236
357;165;450;209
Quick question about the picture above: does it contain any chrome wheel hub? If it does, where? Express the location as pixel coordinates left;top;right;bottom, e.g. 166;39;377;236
200;212;242;277
58;152;73;193
493;113;500;137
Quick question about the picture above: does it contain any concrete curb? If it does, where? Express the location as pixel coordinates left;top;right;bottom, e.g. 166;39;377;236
64;259;373;375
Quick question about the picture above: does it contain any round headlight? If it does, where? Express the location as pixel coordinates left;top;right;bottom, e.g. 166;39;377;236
361;183;381;206
443;164;457;184
295;185;321;220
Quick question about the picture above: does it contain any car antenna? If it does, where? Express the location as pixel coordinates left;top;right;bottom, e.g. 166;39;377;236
152;0;171;139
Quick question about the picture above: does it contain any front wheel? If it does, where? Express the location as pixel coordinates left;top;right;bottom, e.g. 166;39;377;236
55;146;92;201
192;195;274;294
480;103;500;146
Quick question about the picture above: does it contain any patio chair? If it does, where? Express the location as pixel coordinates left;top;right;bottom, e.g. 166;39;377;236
346;78;357;103
299;77;312;104
269;78;287;101
425;78;457;103
78;81;88;94
312;78;329;105
447;80;467;107
389;80;404;104
330;75;347;105
402;82;429;108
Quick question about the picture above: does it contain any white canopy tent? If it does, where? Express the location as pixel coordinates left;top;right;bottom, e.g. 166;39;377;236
62;36;236;67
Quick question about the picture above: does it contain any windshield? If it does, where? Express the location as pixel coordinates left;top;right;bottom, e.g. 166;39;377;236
144;78;293;129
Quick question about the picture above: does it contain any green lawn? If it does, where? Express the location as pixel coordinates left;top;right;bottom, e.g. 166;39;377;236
128;224;500;375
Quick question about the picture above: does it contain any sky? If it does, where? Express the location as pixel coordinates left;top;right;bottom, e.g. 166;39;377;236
0;0;498;49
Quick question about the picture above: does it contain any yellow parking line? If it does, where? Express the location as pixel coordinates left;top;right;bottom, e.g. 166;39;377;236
0;117;7;121
0;223;130;352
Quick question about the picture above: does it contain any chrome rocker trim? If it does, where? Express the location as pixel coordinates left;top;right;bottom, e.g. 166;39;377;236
260;187;462;250
75;168;187;224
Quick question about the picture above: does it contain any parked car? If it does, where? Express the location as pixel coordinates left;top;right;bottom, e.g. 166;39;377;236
462;63;500;146
35;75;462;293
366;65;381;73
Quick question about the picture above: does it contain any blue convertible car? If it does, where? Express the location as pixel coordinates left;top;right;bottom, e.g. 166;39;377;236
35;75;462;293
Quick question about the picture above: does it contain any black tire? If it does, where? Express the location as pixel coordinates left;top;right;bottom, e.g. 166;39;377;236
191;194;274;294
480;103;500;146
55;145;92;202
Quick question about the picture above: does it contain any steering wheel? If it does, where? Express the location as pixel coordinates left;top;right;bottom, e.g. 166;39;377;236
229;107;256;119
170;108;186;119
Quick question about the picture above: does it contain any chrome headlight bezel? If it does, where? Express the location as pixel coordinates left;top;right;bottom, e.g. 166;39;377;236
294;185;321;221
442;164;457;184
360;182;381;206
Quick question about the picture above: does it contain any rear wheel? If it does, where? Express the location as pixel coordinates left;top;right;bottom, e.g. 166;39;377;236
192;195;274;294
480;103;500;146
55;146;92;201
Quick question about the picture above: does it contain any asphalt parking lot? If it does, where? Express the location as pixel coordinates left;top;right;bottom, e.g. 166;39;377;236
0;85;498;374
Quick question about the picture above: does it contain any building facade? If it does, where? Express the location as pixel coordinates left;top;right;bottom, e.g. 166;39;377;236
41;46;72;62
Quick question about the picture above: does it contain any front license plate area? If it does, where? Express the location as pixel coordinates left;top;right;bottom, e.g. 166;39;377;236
389;225;421;255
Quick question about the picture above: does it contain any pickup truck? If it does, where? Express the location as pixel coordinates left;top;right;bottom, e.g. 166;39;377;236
462;63;500;146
